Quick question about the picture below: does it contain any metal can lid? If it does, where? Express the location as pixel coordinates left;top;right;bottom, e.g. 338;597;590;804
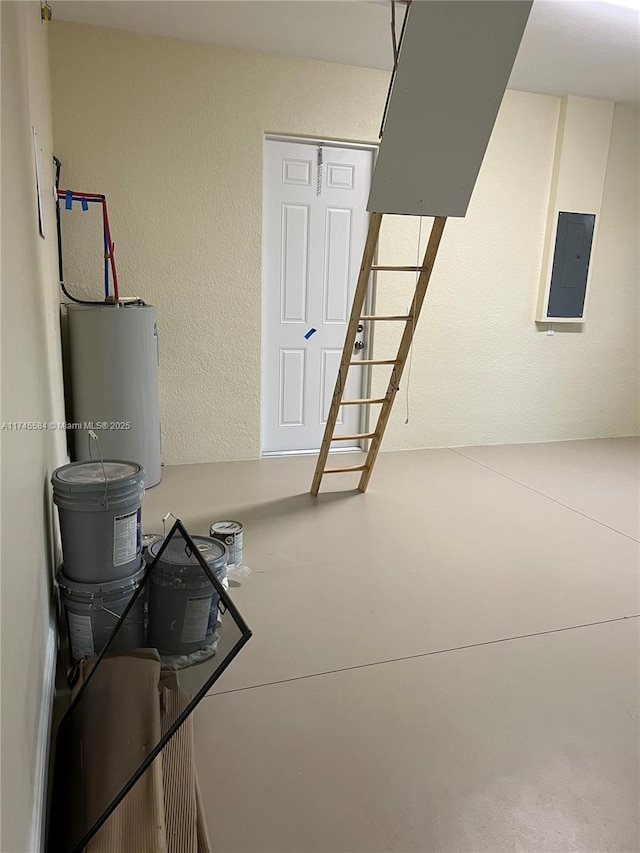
57;562;146;596
210;520;243;535
55;460;142;485
147;534;227;571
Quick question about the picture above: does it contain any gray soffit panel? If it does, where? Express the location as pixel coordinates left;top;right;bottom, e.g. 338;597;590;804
368;1;533;218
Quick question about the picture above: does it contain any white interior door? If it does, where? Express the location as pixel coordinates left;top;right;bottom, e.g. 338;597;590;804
262;139;374;454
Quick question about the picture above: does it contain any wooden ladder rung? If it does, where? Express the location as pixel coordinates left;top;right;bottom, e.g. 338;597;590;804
340;397;386;405
370;265;424;271
330;432;376;441
349;359;398;365
360;315;412;321
323;464;368;474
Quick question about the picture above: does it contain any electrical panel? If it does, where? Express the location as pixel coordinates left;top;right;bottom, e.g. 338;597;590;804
546;212;596;320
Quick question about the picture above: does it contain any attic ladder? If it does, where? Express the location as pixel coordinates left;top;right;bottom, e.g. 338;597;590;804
310;212;446;495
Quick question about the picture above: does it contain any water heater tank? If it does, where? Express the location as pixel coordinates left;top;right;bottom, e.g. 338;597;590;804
66;303;161;487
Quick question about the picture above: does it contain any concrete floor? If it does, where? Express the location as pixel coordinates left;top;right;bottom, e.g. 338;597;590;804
143;438;640;853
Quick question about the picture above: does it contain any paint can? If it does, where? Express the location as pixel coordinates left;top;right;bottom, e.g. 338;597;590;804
52;460;144;583
58;563;146;661
142;533;162;554
209;520;244;567
145;535;228;655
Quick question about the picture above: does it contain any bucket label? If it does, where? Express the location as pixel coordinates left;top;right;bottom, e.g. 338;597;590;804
226;530;243;567
181;595;213;644
206;598;220;635
113;509;140;567
68;612;95;659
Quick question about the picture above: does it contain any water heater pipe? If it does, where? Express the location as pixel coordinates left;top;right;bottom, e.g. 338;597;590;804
56;189;120;301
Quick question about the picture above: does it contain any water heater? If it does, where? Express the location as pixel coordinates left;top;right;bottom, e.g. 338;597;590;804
66;303;161;487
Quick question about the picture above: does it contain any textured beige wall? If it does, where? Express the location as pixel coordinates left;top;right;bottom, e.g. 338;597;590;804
374;98;639;449
49;22;639;465
1;3;66;850
49;22;388;464
536;96;614;322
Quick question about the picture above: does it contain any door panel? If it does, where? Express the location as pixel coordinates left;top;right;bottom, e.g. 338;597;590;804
282;157;312;185
323;208;352;324
263;139;374;453
279;349;306;426
280;204;309;323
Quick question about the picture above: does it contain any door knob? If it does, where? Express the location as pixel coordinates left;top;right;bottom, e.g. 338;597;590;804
354;340;365;351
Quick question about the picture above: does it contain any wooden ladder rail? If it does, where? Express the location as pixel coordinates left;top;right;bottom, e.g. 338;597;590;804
310;213;447;495
357;215;446;492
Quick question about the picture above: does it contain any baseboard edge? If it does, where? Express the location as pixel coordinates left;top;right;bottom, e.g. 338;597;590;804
30;621;57;853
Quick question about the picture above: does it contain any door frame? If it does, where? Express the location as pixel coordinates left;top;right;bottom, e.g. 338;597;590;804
261;134;379;458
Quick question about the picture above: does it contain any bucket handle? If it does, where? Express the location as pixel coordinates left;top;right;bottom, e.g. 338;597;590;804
87;431;109;506
97;603;145;625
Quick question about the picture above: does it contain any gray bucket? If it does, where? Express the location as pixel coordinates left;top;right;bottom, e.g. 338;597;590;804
52;460;144;583
145;535;227;655
58;563;146;661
